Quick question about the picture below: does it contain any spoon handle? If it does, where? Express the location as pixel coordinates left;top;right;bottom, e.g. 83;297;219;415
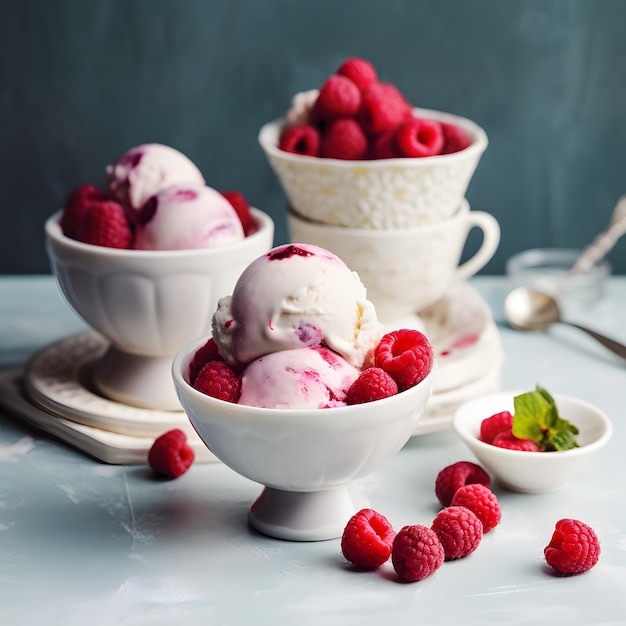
565;322;626;360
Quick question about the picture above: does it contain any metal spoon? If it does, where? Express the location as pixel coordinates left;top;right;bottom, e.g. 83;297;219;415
504;287;626;359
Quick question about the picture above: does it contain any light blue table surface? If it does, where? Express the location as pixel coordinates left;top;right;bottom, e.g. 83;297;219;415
1;275;625;625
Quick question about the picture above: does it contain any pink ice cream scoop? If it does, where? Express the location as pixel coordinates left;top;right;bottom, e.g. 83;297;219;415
134;184;245;250
212;243;383;369
238;346;359;409
106;143;205;220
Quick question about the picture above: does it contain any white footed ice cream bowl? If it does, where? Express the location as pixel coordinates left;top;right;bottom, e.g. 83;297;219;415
259;106;488;229
45;209;274;411
173;338;436;541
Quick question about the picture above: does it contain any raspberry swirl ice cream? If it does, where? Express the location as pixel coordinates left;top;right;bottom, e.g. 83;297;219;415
212;243;383;370
106;143;205;221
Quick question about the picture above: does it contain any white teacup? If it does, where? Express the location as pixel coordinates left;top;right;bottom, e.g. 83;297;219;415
288;200;500;327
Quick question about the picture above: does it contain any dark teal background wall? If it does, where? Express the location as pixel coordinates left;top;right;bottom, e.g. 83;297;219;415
2;0;625;274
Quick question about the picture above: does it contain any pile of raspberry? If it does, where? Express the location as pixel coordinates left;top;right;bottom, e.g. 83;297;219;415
189;327;433;407
60;184;255;249
479;410;543;451
278;57;471;161
341;460;600;581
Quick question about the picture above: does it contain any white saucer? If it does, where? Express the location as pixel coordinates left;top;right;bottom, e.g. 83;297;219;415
23;333;197;439
421;281;501;394
0;369;216;465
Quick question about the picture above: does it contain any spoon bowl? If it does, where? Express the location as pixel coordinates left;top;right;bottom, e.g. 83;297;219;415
504;287;626;360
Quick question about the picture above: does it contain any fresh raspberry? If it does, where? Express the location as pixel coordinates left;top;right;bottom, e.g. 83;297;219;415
345;367;398;405
431;506;483;560
61;184;109;239
320;118;368;160
435;461;491;507
492;430;542;452
374;329;433;391
278;124;321;157
221;190;257;236
74;200;133;249
480;410;514;444
391;524;445;582
313;74;362;122
188;337;222;385
193;360;241;403
544;518;601;575
336;58;378;92
368;130;402;159
451;484;501;533
358;82;412;135
148;429;195;479
440;121;472;154
395;117;444;158
341;508;396;568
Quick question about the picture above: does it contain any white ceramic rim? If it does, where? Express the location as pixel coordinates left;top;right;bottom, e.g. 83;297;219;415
259;106;488;167
45;208;274;259
452;390;613;459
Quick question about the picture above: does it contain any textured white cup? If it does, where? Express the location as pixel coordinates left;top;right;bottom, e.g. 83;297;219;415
288;199;500;325
45;209;274;410
259;106;488;229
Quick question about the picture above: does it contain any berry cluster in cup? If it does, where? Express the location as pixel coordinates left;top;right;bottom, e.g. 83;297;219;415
278;57;471;161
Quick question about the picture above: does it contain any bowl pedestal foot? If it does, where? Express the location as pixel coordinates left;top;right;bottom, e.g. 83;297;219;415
248;485;368;541
93;345;182;411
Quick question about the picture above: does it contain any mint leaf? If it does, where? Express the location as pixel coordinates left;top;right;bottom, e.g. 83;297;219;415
512;385;579;451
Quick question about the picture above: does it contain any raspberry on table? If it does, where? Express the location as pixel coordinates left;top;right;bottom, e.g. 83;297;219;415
341;508;396;568
74;200;133;249
492;430;542;452
431;506;483;560
188;337;222;385
440;121;472;154
320;118;368;160
480;410;513;444
336;57;378;92
395;117;444;158
313;74;362;122
435;461;491;507
544;518;600;574
374;329;433;391
221;189;257;236
346;367;398;405
451;483;501;533
391;524;445;582
148;429;195;479
358;81;412;135
193;360;241;403
279;124;321;156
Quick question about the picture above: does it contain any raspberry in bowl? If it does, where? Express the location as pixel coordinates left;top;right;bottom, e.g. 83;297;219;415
452;388;612;493
258;57;488;229
172;243;436;541
45;143;274;411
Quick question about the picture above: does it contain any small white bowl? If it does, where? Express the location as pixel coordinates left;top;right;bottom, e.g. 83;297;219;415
259;106;488;229
452;391;613;493
173;337;436;541
45;209;274;410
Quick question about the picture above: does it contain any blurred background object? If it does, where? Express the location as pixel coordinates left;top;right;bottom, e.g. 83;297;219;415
1;0;625;274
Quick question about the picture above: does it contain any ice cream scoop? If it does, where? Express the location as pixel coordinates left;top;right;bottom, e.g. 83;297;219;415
212;243;383;369
107;143;205;220
134;184;244;251
238;346;359;409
